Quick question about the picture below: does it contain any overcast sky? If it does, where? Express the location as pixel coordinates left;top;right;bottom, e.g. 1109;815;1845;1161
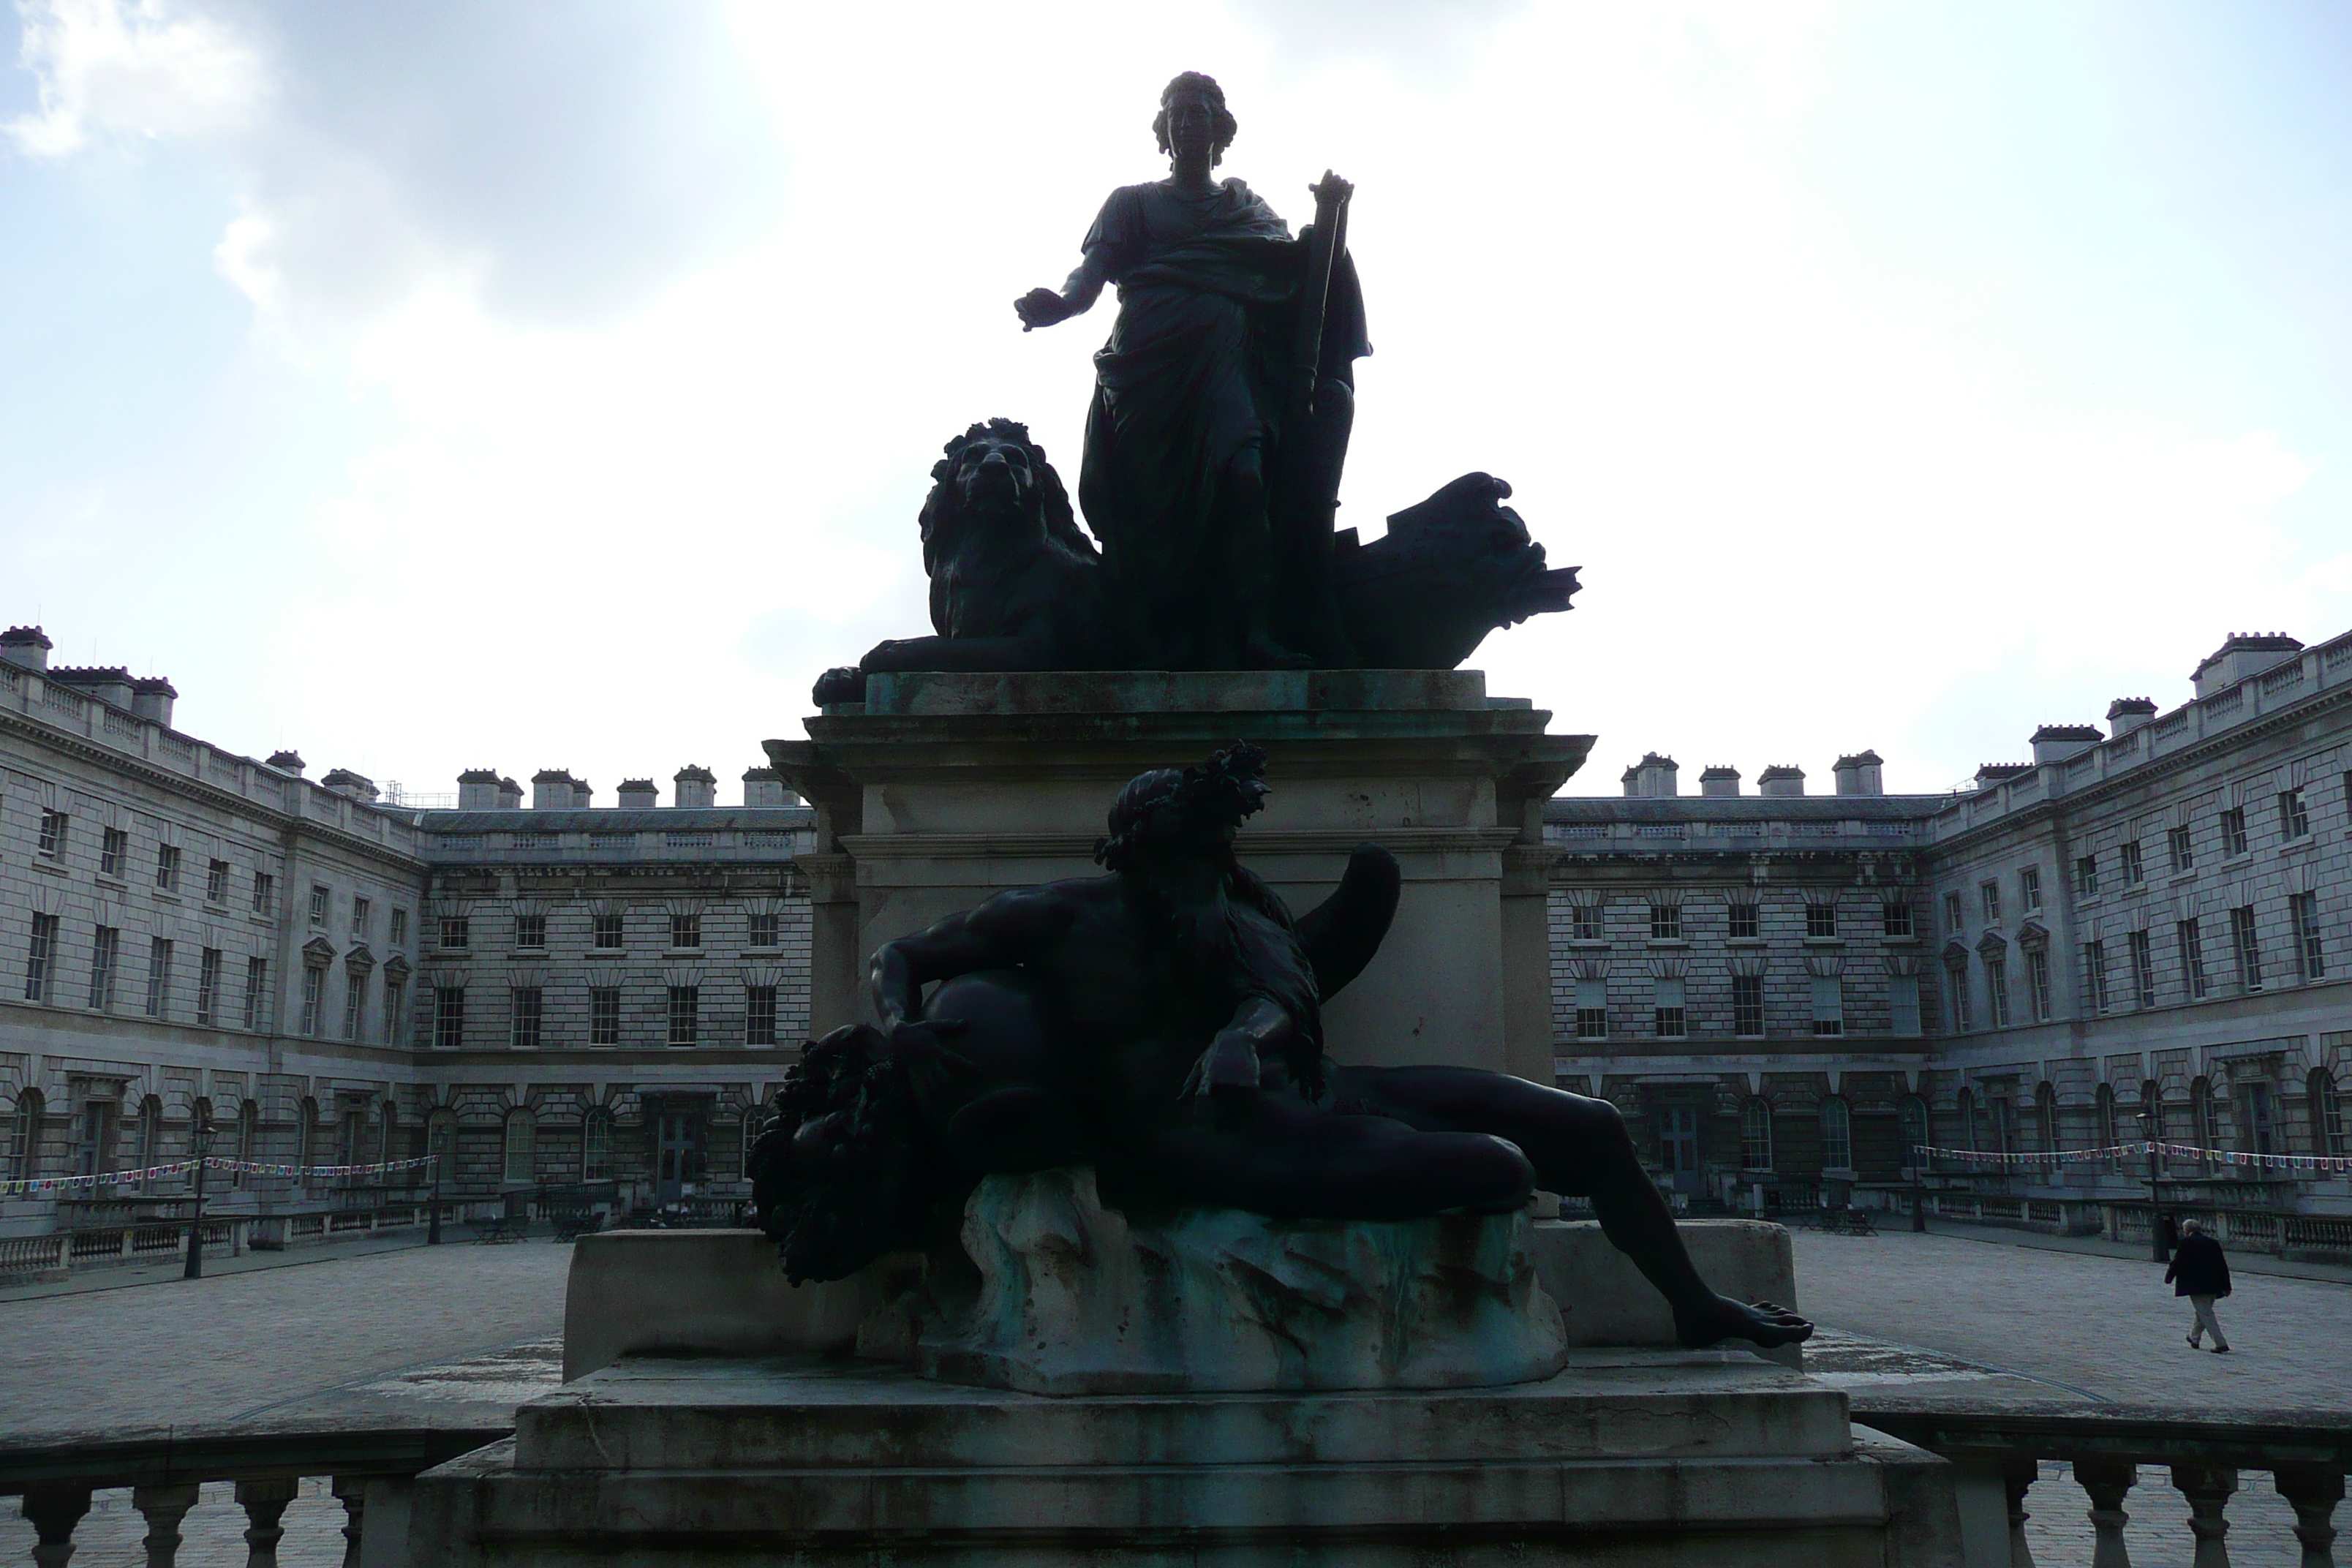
5;1;2349;803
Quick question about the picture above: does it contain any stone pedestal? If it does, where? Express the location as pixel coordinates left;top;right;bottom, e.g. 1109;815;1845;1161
766;670;1592;1082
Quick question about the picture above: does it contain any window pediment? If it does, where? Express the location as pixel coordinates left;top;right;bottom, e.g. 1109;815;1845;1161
300;935;338;966
2014;919;2051;952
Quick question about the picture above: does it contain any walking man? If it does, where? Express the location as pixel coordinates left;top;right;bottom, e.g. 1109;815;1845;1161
2166;1217;2232;1354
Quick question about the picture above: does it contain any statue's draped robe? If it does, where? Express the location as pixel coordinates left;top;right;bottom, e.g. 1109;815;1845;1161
1074;178;1368;664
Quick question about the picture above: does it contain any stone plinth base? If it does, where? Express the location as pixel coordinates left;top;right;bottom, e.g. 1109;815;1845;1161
408;1352;1963;1567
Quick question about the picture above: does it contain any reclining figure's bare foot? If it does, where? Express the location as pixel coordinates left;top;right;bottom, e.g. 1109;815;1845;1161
1673;1293;1814;1350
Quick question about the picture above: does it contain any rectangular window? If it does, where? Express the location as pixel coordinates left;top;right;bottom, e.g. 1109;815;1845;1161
99;826;126;877
1733;973;1765;1036
668;985;700;1046
2221;807;2248;857
748;912;781;949
1728;902;1760;940
510;987;543;1048
195;946;222;1025
298;966;324;1036
2230;905;2263;992
2027;947;2053;1022
584;1115;611;1181
2019;867;2042;913
671;912;701;950
243;957;267;1030
383;978;404;1041
88;926;118;1010
1945;892;1964;932
2291;891;2325;980
145;937;173;1018
593;913;625;949
746;984;779;1045
1948;965;1972;1032
2167;826;2194;873
2280;788;2310;840
1574;978;1607;1039
1983;957;2009;1028
2129;930;2156;1008
1571;904;1603;941
590;987;622;1045
2118;841;2143;886
24;913;59;1003
434;986;466;1049
515;912;546;949
350;897;371;940
2081;941;2111;1013
1806;903;1839;939
390;908;408;947
2178;919;2209;1000
439;916;470;951
1881;902;1912;938
1889;972;1921;1035
309;884;330;927
2075;855;2100;898
156;843;181;892
251;871;275;916
206;858;230;903
1648;904;1681;940
37;809;67;859
342;970;367;1040
1651;977;1685;1039
1979;882;2002;924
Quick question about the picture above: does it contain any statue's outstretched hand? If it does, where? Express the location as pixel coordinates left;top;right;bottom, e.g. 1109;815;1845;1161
1180;1030;1262;1101
1015;287;1071;331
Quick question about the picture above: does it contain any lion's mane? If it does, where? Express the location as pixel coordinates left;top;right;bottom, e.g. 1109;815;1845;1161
917;418;1098;592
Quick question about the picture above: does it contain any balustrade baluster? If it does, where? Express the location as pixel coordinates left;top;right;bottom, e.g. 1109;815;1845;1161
2000;1454;2039;1567
331;1477;366;1568
131;1484;200;1568
2075;1458;2138;1568
235;1477;300;1568
2275;1463;2345;1568
20;1485;91;1568
2171;1463;2237;1568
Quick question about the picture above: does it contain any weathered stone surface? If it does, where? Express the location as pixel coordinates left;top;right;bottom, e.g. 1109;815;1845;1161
1531;1217;1800;1357
915;1169;1566;1395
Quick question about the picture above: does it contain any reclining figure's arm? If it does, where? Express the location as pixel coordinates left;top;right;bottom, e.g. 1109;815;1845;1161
868;886;1063;1031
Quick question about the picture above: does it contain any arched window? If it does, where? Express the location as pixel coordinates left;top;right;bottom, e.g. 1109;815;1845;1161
1820;1097;1853;1172
1899;1096;1929;1171
1739;1097;1774;1171
582;1107;614;1182
1955;1088;1978;1150
9;1089;42;1180
2313;1069;2346;1158
235;1101;258;1187
1989;1098;2014;1156
502;1108;536;1185
134;1094;162;1188
2036;1082;2061;1153
2095;1083;2117;1157
2190;1077;2215;1162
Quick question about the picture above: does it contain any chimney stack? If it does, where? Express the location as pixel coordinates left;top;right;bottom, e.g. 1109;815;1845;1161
321;768;379;802
1757;764;1806;799
497;777;523;810
2030;725;2101;766
1697;765;1741;799
1;625;51;672
456;769;502;810
129;676;176;728
673;765;717;809
266;750;306;775
2191;633;2302;698
2106;697;2157;737
1620;753;1678;798
742;766;799;807
617;778;659;810
1832;750;1884;796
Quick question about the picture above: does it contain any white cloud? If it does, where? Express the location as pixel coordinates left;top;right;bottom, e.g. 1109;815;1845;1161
4;0;262;156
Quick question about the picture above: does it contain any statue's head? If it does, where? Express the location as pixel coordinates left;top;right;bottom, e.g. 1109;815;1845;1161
1096;742;1270;872
919;418;1094;575
1154;71;1236;167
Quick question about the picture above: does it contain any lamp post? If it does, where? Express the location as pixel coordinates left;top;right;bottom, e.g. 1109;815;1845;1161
2138;1105;2168;1263
182;1113;216;1281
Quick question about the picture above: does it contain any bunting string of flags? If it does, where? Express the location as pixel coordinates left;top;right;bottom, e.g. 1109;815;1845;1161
1915;1142;2352;1176
0;1153;438;1200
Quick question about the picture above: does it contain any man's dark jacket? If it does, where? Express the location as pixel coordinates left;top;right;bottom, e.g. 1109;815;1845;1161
2166;1232;2232;1297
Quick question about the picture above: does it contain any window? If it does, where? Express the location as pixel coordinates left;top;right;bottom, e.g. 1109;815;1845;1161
2179;919;2209;999
1652;976;1686;1039
298;965;325;1036
2291;891;2325;980
205;858;229;903
668;986;700;1046
502;1110;535;1183
583;1109;614;1180
1881;903;1912;938
671;913;701;950
1571;903;1603;941
2191;1078;2215;1152
1739;1098;1773;1170
1989;1098;2014;1156
351;897;370;941
88;927;118;1010
2167;826;2194;873
746;984;779;1045
1820;1098;1852;1171
390;908;408;947
2244;1082;2275;1156
145;938;173;1018
242;957;267;1030
1805;903;1839;940
1979;882;2002;924
1889;972;1921;1035
510;987;543;1048
2280;788;2310;840
2315;1070;2346;1158
515;912;546;949
37;809;66;859
1983;957;2009;1028
2229;905;2263;991
2221;807;2247;857
590;987;622;1045
1900;1096;1929;1169
2081;941;2111;1013
1944;892;1964;932
383;977;404;1041
2019;867;2042;913
593;913;625;949
434;986;466;1049
439;916;470;951
1648;904;1681;940
251;871;275;916
2123;930;2155;1009
2117;841;2142;886
1947;962;1972;1032
2096;1083;2118;1151
23;913;59;1003
343;970;367;1039
2027;949;2053;1022
1733;974;1765;1036
1809;974;1844;1036
1573;979;1607;1039
195;947;222;1025
99;826;126;877
309;884;330;927
156;844;181;892
2074;855;2100;898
